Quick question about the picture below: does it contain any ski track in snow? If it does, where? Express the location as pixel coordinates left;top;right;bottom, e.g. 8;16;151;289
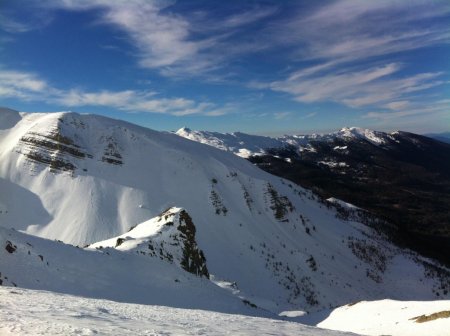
0;287;356;336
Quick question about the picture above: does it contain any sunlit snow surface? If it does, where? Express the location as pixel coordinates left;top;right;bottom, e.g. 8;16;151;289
2;287;448;336
314;299;450;336
0;287;355;336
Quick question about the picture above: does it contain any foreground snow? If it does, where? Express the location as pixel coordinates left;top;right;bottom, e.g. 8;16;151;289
0;287;355;336
2;287;448;336
313;299;450;336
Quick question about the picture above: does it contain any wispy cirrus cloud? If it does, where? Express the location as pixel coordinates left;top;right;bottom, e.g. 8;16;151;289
42;1;277;78
0;69;230;116
273;111;290;120
263;0;450;112
270;62;445;109
219;6;278;29
0;70;48;99
383;101;410;111
0;14;33;33
56;89;230;116
21;1;450;85
363;99;450;121
279;0;450;63
0;6;54;34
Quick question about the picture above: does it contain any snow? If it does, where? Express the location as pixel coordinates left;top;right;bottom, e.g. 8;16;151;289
280;310;308;318
2;289;449;336
0;107;21;130
326;198;360;210
318;161;349;168
0;287;358;336
337;127;387;145
0;226;262;317
175;126;390;158
1;110;449;318
88;207;184;250
176;127;284;158
314;299;450;336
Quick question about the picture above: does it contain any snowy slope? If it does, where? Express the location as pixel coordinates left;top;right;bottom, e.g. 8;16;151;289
1;226;449;336
313;299;450;336
175;125;450;267
0;226;259;315
0;287;356;336
0;109;449;315
176;127;284;158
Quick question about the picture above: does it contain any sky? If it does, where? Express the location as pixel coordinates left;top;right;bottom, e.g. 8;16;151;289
0;0;449;135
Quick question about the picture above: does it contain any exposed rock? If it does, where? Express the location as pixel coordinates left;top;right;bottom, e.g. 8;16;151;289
178;210;209;278
5;241;16;254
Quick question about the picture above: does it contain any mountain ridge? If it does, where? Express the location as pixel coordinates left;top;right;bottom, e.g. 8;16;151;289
176;126;450;265
1;109;449;316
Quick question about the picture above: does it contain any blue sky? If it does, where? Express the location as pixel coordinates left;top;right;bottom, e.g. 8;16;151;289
1;0;449;135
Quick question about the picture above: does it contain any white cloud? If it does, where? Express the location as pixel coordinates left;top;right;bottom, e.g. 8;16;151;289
383;101;410;111
274;111;290;120
271;63;395;104
263;0;450;112
0;70;49;102
3;0;448;123
221;7;278;28
20;1;449;87
44;1;277;78
0;70;47;92
0;69;229;116
57;89;230;115
0;14;33;33
282;0;450;63
270;62;445;109
302;112;317;119
363;99;450;121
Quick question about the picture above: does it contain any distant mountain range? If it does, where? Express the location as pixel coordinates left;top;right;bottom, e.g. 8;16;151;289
426;132;450;144
1;108;448;320
177;127;450;266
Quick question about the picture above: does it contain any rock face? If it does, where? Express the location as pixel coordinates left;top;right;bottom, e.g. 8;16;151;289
178;210;209;278
18;122;90;172
176;127;450;265
89;207;209;278
0;110;449;313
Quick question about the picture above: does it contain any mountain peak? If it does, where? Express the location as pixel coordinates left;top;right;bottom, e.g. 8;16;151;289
337;127;385;143
176;126;192;134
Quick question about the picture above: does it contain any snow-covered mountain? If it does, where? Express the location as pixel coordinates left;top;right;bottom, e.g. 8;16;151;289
176;126;391;158
1;108;449;317
176;127;285;158
176;126;450;266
